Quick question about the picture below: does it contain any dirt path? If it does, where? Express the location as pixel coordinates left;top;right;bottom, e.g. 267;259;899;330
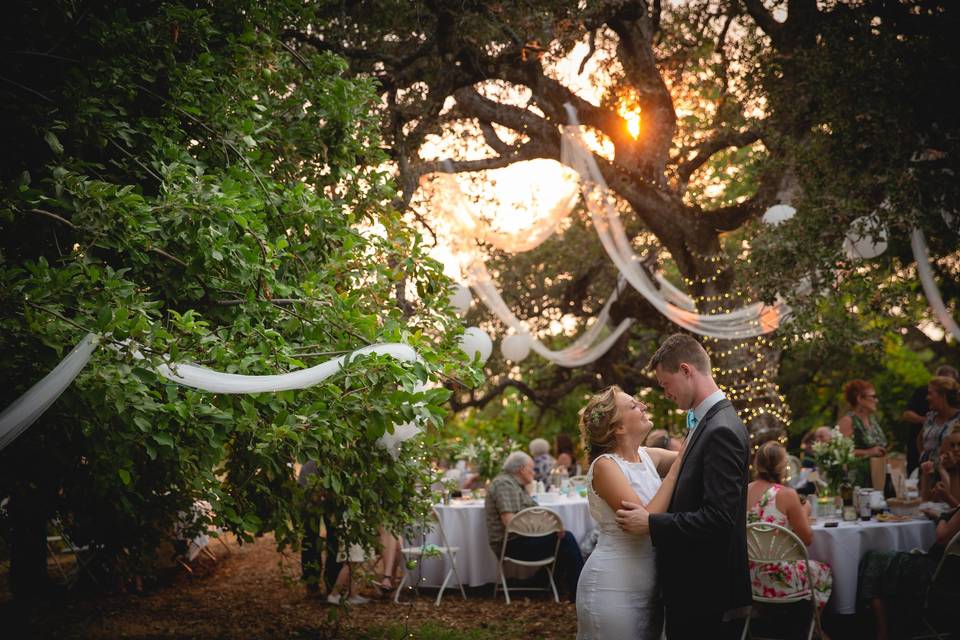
2;534;577;639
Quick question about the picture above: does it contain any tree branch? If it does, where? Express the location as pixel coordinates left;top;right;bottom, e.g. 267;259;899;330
675;129;761;185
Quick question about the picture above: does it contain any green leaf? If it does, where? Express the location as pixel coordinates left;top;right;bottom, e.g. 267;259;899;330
118;468;131;485
44;131;64;155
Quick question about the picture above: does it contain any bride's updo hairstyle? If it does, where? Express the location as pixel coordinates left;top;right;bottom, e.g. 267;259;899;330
579;385;624;462
753;440;787;484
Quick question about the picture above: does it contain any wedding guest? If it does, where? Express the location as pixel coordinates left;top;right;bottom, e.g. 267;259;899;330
858;505;960;640
298;460;341;595
747;442;833;609
797;427;832;495
644;428;683;451
918;376;960;465
903;366;959;473
555;433;582;475
484;451;584;602
555;451;582;477
529;438;555;484
920;431;960;507
838;379;887;486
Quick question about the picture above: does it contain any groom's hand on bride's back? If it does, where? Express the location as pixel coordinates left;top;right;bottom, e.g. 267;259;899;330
615;500;650;534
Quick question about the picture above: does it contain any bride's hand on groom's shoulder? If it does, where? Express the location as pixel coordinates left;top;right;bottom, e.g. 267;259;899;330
615;500;650;535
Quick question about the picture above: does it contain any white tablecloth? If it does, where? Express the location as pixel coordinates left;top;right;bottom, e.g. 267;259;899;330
809;519;936;614
413;496;594;587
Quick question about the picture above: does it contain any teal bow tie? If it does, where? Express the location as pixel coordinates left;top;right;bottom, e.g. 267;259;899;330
686;410;698;431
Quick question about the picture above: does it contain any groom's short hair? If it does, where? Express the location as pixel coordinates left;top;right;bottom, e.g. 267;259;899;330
647;333;711;375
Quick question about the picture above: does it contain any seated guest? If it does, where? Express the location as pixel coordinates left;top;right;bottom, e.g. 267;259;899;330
643;428;683;451
800;426;832;466
859;505;960;640
921;431;960;507
747;442;833;609
555;433;583;476
555;451;582;477
838;379;887;486
485;451;584;602
529;438;555;484
918;376;960;465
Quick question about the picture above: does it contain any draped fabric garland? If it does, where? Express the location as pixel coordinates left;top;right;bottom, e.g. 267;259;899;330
560;104;788;340
911;228;960;342
0;338;425;455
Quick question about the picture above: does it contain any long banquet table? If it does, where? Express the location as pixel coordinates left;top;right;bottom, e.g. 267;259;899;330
414;495;594;588
809;518;937;614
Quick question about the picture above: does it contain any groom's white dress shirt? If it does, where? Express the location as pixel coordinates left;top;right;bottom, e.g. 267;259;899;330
688;389;726;432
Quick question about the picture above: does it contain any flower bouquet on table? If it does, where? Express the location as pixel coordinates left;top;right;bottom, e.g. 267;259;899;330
458;435;516;484
810;428;856;496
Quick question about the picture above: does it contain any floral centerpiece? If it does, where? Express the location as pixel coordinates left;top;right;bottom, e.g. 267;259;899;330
810;428;856;495
459;436;516;483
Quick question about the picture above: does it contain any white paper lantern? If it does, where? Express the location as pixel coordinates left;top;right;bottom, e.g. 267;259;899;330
449;283;473;317
501;333;532;362
762;204;797;227
843;214;888;259
459;326;493;364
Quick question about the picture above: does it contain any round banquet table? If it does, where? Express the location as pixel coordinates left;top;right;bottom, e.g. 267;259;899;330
808;518;937;614
413;495;594;588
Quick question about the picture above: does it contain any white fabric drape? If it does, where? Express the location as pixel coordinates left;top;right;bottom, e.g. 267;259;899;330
911;228;960;342
432;172;635;367
0;338;424;453
560;104;787;339
0;333;100;451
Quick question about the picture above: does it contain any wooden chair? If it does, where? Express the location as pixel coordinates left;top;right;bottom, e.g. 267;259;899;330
742;522;821;640
913;528;960;640
493;506;563;604
394;506;466;606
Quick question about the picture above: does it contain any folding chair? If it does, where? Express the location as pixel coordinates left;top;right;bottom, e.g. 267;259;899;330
394;506;466;606
743;522;821;640
493;506;563;604
913;528;960;640
47;520;97;587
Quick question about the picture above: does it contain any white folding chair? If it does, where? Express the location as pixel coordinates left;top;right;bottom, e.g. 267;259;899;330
493;506;563;604
394;506;466;606
742;522;821;640
913;528;960;640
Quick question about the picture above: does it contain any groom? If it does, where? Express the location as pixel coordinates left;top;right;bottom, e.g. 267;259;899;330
616;333;751;639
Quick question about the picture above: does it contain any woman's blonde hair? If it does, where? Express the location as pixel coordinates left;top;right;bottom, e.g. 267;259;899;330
754;440;787;484
579;385;624;462
929;376;960;408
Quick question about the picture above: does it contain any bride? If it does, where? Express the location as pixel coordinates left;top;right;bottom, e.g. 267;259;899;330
576;385;683;640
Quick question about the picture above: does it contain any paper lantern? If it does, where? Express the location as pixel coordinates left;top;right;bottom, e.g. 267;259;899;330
449;283;472;317
459;326;492;364
501;333;532;362
843;214;888;259
762;204;796;227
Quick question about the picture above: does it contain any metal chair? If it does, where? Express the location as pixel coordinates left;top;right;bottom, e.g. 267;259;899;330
742;522;822;640
394;506;466;606
913;528;960;639
493;506;563;604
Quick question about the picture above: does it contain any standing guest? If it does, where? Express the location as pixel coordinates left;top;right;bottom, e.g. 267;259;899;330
918;376;960;465
529;438;556;484
298;460;341;596
837;379;887;486
747;442;833;609
903;366;960;474
485;451;584;602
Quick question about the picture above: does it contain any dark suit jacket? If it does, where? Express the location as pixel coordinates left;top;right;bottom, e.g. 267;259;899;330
648;398;751;616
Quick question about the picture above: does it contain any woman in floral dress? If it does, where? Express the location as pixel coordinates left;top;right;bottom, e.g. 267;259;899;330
746;441;833;608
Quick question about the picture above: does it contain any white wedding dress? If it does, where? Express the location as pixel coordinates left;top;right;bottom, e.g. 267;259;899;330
576;448;663;640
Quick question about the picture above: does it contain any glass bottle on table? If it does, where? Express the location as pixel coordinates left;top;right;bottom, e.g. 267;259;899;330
840;466;857;521
883;464;897;501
